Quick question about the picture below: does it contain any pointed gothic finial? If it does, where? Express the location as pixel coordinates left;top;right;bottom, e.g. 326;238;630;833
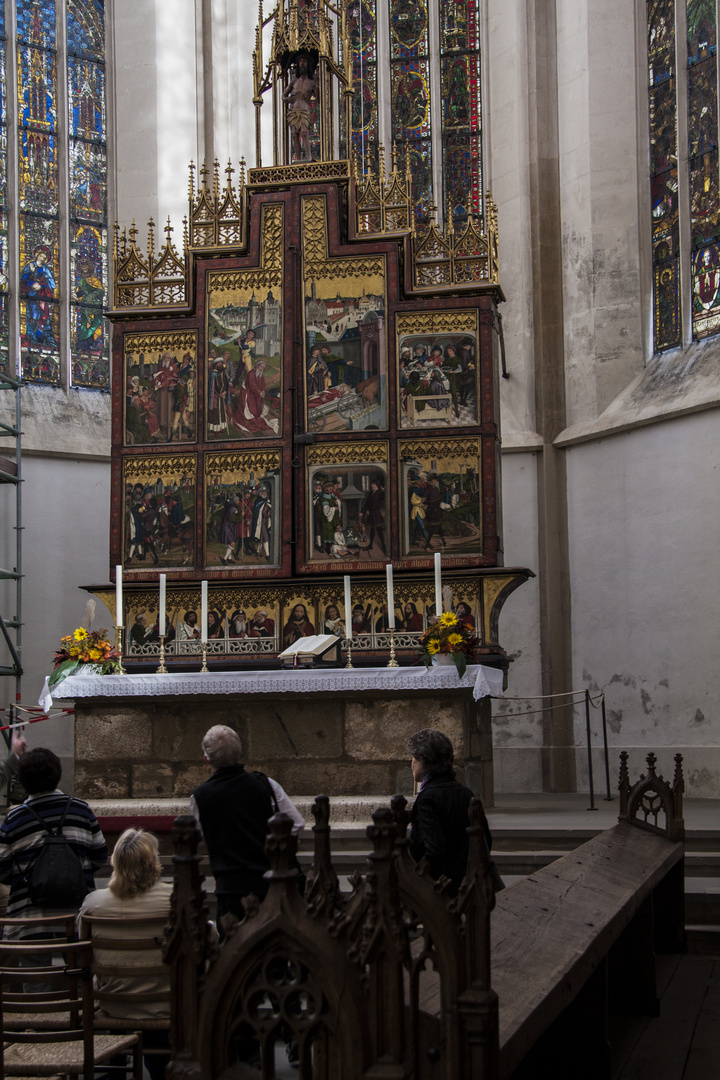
224;159;235;192
264;813;301;898
378;143;386;188
188;161;195;202
121;226;128;258
672;753;684;792
239;157;246;187
212;159;220;203
447;201;455;238
199;161;208;191
182;216;189;253
112;221;119;261
390;794;410;841
391;140;398;175
618;750;630;821
129;220;138;246
646;751;657;777
147;218;155;260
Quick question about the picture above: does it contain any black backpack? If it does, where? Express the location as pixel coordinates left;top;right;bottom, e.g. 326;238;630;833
22;798;89;908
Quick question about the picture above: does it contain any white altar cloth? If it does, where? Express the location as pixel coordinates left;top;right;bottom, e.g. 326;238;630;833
43;663;504;708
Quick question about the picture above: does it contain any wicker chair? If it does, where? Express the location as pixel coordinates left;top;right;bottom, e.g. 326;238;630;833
0;940;142;1080
0;915;81;1032
79;913;171;1072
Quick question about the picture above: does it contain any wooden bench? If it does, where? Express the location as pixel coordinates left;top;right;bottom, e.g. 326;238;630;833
163;751;684;1080
493;751;684;1079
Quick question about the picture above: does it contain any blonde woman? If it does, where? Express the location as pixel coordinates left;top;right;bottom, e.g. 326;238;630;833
79;829;171;1080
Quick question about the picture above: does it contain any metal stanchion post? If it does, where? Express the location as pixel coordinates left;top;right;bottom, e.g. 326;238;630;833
601;694;612;800
585;689;596;811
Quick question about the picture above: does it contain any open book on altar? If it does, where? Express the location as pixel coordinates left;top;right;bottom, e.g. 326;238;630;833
278;634;341;667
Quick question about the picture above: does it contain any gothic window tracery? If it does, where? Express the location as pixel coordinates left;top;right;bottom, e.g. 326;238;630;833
342;0;484;227
647;0;720;348
3;0;108;387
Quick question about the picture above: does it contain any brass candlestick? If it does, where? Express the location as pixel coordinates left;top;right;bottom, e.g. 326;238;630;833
345;637;354;669
156;635;168;674
115;626;126;675
386;626;399;667
200;641;209;673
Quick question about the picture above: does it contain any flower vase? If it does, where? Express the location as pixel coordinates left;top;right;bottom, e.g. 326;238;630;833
432;653;455;667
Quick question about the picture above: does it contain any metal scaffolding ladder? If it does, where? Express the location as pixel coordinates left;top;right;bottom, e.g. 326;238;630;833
0;370;22;726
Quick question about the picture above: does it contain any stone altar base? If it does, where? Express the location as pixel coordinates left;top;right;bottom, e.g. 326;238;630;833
74;687;494;804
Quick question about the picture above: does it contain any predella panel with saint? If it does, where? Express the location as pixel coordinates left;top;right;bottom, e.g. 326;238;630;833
204;452;281;569
399;438;483;556
123;455;195;570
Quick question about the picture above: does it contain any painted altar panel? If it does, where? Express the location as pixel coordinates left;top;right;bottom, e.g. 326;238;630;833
122;579;482;661
397;436;483;559
302;193;388;434
396;310;478;429
126;584;282;660
204;449;282;571
123;454;196;571
123;331;198;446
303;441;389;570
205;202;284;441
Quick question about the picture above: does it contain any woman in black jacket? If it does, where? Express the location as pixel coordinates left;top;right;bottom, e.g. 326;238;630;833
408;728;492;896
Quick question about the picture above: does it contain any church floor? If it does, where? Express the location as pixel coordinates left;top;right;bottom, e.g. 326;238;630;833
612;954;720;1079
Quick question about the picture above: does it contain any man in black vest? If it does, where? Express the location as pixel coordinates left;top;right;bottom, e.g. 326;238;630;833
190;725;304;926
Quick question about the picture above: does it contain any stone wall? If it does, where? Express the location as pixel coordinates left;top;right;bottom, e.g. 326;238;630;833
74;690;494;804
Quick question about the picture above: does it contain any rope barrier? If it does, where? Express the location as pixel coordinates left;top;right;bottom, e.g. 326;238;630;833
0;705;74;734
494;687;611;811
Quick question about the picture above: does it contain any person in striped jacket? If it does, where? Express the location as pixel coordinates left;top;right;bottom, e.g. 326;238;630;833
0;747;107;938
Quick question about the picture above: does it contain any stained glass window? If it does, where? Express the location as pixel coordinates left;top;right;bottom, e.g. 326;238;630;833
646;0;720;348
389;0;432;222
0;7;9;378
2;1;107;387
440;0;483;225
18;0;60;384
687;0;720;338
67;0;108;388
342;0;379;174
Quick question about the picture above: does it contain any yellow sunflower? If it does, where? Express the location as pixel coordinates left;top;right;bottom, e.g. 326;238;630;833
447;633;463;647
439;612;458;627
427;639;441;654
73;627;89;641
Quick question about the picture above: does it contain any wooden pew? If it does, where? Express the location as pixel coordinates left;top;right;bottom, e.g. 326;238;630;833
493;751;684;1079
163;751;684;1080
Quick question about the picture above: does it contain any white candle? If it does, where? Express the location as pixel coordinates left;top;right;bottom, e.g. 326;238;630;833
159;575;166;637
201;581;208;643
386;563;395;629
434;552;442;617
115;565;123;627
344;575;352;640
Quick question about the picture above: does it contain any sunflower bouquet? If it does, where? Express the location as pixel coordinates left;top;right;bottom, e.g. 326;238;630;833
49;626;122;689
420;610;478;678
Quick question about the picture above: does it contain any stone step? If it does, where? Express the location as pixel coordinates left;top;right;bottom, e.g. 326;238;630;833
685;927;720;954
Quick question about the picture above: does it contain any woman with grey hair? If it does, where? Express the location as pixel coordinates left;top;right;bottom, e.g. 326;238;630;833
407;728;493;896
